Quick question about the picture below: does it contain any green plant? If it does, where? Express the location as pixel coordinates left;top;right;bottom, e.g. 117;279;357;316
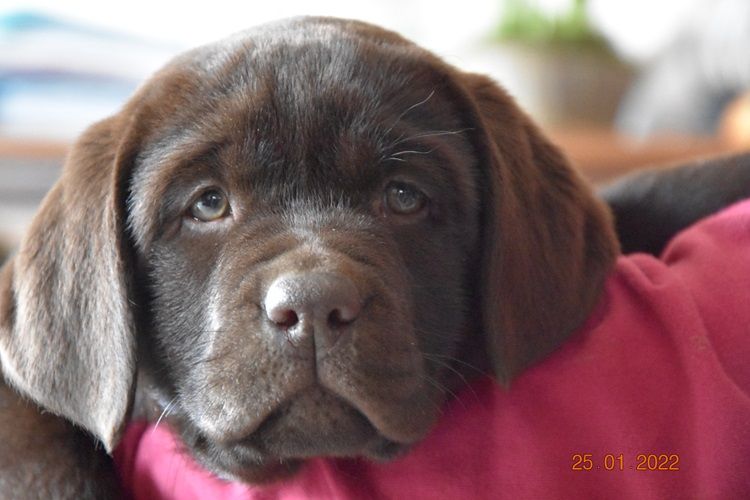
494;0;609;49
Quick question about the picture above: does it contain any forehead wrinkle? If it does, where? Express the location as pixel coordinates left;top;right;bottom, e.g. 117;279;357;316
209;81;383;192
195;35;451;157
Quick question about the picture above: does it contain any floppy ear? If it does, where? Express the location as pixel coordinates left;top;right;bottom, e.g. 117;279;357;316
460;73;618;381
0;115;137;452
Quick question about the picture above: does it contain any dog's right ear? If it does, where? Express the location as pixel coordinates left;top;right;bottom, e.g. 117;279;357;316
0;114;138;452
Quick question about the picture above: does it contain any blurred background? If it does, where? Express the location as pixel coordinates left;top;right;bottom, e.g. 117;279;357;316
1;0;749;249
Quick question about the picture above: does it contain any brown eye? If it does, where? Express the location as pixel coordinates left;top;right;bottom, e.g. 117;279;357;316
384;182;428;215
190;189;229;221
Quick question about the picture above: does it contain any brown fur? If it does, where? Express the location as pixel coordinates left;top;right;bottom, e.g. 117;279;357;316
0;17;617;495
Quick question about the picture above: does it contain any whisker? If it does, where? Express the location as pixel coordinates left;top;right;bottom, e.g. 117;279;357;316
390;128;473;148
420;374;466;411
382;147;437;163
152;396;178;432
427;353;485;376
381;90;436;138
423;354;481;404
389;148;436;157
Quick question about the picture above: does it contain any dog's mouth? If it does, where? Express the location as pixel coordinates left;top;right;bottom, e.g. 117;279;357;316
176;312;442;483
241;387;405;460
190;386;412;484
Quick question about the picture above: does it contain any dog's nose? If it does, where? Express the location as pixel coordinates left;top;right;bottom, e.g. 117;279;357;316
263;273;361;347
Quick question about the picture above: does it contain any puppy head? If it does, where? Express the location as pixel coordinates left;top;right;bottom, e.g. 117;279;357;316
0;17;617;483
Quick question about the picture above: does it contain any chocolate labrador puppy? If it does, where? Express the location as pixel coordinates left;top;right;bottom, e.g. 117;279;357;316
0;17;747;498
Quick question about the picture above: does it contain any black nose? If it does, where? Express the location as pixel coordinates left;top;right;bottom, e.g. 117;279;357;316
263;272;362;348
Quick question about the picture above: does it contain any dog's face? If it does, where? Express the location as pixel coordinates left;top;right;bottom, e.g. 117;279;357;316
130;26;481;480
0;17;617;485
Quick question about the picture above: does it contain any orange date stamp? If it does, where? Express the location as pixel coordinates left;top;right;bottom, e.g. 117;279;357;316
571;453;680;471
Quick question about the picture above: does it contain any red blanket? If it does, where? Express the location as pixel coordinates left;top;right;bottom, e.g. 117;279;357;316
116;200;750;499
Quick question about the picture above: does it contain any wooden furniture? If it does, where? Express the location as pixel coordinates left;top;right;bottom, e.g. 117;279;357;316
549;128;748;184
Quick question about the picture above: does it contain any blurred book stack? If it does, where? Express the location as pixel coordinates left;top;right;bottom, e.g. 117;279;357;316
0;11;182;245
0;10;181;141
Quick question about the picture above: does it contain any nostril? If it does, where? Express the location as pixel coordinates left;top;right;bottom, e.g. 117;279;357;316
327;306;357;328
269;307;299;329
264;278;302;328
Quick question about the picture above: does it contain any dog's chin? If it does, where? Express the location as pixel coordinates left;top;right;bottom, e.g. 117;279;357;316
188;388;413;484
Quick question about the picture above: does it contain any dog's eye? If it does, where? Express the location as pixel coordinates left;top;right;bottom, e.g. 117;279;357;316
384;182;428;215
190;189;229;222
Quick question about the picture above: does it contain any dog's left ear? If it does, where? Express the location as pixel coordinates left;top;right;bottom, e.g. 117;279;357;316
458;73;619;381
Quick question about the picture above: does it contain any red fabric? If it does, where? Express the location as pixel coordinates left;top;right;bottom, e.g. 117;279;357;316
115;200;750;499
